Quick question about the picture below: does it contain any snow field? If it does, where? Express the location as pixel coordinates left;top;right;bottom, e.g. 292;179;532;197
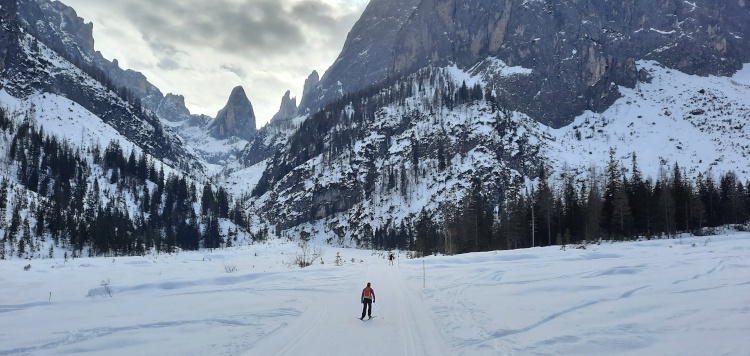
1;233;749;355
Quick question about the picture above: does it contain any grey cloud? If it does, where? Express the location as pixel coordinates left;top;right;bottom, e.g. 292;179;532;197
221;64;247;79
144;34;184;57
66;0;367;124
157;58;181;71
114;0;337;57
291;1;341;32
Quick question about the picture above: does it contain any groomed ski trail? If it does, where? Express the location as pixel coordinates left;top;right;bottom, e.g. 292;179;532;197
246;259;449;355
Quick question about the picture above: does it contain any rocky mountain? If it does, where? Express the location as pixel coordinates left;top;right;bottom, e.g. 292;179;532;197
17;0;258;163
244;0;750;246
0;0;203;172
17;0;170;116
156;93;192;123
209;86;256;141
270;90;298;124
299;0;750;128
297;0;421;115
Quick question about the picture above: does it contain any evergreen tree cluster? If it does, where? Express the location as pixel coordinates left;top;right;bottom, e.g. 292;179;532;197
395;148;750;256
253;67;506;198
0;108;247;260
21;25;182;168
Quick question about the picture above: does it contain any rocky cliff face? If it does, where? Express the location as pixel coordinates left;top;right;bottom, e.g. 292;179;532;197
16;0;260;164
156;93;192;123
209;86;257;141
16;0;189;122
296;0;421;114
301;0;750;127
0;0;203;172
270;90;298;124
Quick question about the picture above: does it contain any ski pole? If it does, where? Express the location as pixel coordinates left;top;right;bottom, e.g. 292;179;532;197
374;300;384;319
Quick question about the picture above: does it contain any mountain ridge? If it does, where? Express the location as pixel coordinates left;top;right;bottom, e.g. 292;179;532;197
298;0;750;128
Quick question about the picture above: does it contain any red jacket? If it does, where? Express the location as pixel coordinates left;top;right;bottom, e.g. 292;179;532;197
361;287;375;302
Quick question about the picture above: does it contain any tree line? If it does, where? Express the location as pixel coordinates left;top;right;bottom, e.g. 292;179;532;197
0;108;247;260
405;148;750;256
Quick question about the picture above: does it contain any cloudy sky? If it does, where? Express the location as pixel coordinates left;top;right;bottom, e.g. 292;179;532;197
64;0;369;126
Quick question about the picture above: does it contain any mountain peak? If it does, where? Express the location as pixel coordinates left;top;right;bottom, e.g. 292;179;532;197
270;90;298;125
156;93;191;122
299;0;750;127
208;85;256;141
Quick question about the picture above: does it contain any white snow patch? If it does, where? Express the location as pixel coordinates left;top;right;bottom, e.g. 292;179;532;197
0;233;748;355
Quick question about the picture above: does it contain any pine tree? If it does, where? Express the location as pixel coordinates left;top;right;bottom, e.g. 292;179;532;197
414;209;431;257
561;166;582;243
536;167;555;246
17;238;25;258
22;218;32;254
611;174;632;240
0;178;7;229
627;153;649;236
601;148;621;236
655;173;675;237
585;168;603;242
671;163;689;231
8;199;22;240
203;215;223;249
720;171;740;225
201;183;215;216
0;238;5;260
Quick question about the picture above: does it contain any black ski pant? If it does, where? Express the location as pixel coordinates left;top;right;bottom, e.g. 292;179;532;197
361;298;372;319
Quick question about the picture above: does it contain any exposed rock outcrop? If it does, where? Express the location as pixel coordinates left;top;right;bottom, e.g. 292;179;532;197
17;0;186;121
156;93;192;123
209;86;256;141
296;0;421;114
270;90;298;124
300;0;750;127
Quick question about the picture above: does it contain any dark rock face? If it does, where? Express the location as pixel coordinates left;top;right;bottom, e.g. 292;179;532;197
16;0;183;121
209;86;257;141
157;93;192;122
0;0;20;73
0;0;203;172
296;0;422;114
302;0;750;127
301;71;320;101
270;90;298;124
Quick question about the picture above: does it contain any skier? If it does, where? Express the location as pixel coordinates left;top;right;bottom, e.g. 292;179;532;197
360;282;376;320
388;252;395;265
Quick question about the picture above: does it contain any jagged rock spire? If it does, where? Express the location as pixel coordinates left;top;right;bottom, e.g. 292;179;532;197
209;86;256;141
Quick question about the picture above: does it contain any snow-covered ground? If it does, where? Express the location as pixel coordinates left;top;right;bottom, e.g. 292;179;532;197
1;232;749;355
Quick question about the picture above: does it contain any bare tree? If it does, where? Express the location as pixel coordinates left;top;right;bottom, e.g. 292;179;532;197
286;240;324;268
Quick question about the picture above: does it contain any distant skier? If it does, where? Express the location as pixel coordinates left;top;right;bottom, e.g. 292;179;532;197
388;252;395;265
360;282;376;320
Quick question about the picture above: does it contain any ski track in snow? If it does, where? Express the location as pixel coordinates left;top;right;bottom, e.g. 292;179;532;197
1;236;750;355
245;261;447;355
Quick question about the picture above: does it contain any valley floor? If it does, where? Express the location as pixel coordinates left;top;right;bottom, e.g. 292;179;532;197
1;232;749;355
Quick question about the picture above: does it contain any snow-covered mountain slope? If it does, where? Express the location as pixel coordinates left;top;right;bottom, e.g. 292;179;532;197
546;60;750;179
0;3;252;259
163;117;248;167
251;59;750;243
299;0;750;127
1;231;748;355
0;90;193;179
15;0;260;166
0;11;204;173
17;0;182;121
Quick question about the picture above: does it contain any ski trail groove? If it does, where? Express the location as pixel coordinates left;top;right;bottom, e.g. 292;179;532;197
271;300;327;356
390;265;418;356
